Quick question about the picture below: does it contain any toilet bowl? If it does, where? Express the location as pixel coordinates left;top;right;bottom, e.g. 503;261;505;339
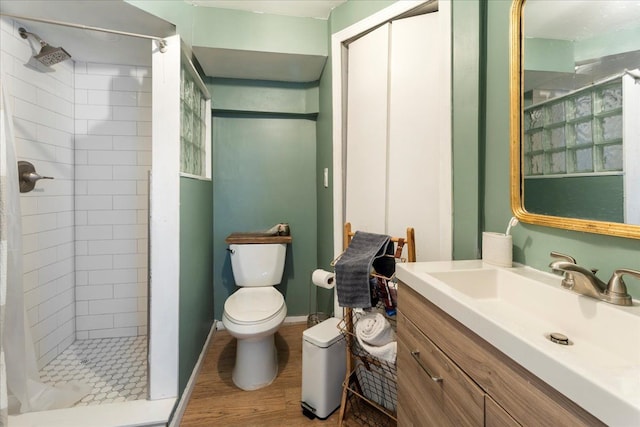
221;238;290;391
222;287;287;390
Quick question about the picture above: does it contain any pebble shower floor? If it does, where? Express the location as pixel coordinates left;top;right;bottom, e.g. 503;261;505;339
39;336;148;406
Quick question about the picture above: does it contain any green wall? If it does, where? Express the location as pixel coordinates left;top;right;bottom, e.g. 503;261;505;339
210;79;318;319
483;0;640;297
179;177;214;394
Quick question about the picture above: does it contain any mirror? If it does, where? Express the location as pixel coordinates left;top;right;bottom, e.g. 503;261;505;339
510;0;640;239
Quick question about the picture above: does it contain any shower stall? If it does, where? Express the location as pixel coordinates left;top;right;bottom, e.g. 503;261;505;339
0;4;203;424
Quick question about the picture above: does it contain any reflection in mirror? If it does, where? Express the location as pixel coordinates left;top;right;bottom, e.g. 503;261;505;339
521;0;640;226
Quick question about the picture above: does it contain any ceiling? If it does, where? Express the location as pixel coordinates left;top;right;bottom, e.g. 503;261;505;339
0;0;175;67
185;0;346;20
0;0;343;80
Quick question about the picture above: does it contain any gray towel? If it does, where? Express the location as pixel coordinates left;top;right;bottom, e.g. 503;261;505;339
335;231;391;308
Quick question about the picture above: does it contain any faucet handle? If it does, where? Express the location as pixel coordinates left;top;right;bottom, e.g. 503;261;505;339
604;269;637;306
550;251;576;263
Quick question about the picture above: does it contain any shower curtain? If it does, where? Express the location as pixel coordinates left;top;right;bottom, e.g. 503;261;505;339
0;78;89;419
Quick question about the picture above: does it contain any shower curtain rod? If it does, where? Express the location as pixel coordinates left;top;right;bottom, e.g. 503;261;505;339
0;13;168;52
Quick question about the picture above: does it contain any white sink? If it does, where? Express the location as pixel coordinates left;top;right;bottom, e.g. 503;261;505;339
396;260;640;426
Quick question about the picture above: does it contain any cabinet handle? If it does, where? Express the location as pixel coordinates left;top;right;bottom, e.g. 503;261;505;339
411;350;443;383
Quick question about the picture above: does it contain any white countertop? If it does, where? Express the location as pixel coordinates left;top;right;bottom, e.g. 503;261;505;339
396;260;640;427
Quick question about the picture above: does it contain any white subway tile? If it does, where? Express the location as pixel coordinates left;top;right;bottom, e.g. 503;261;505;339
87;150;137;165
113;224;146;239
89;327;137;339
76;271;88;286
76;104;112;120
87;120;137;136
112;135;151;151
113;106;151;122
76;314;114;331
136;210;149;225
75;211;88;226
39;290;73;321
38;258;73;286
137;121;152;136
113;195;147;210
38;88;73;117
37;125;73;149
87;180;137;195
88;89;137;106
75;119;88;135
136;181;148;195
76;195;113;210
76;301;89;316
23;247;57;273
76;255;113;271
37;196;73;214
113;283;139;299
75;150;88;166
76;285;113;301
137;151;151;166
87;63;137;77
17;138;57;162
137;92;152;107
75;74;112;91
88;210;136;225
13;117;38;141
76;331;89;339
88;239;136;255
56;146;74;164
38;227;72;249
135;66;151;78
57;211;74;228
112;76;151;92
56;242;74;261
76;165;113;180
9;75;38;103
112;165;146;180
88;268;137;285
76;241;88;256
89;297;137;314
114;312;143;328
75;134;113;150
76;225;113;240
20;197;38;216
75;89;88;104
114;253;146;269
22;212;58;234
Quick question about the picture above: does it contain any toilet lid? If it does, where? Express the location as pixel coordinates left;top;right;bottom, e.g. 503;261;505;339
224;287;285;324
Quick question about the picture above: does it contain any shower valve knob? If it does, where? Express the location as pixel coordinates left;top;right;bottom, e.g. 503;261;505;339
17;161;54;193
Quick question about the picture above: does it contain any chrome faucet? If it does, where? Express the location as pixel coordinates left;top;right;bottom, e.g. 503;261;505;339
549;251;636;306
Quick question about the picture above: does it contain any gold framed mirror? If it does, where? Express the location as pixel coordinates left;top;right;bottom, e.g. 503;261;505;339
510;0;640;239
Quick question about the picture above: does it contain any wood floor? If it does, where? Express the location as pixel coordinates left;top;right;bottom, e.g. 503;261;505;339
180;322;364;426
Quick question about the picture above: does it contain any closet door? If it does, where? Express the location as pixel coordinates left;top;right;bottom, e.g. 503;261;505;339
387;12;445;261
345;23;390;234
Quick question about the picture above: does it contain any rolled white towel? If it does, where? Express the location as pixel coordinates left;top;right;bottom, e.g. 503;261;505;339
356;313;395;346
355;313;397;363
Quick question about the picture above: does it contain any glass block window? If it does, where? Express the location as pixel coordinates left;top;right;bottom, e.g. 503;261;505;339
523;78;623;176
180;62;209;177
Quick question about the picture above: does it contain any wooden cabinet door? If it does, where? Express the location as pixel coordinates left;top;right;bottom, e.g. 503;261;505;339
397;312;484;426
486;395;521;427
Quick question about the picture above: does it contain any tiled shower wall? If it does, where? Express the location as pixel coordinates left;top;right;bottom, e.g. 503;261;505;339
1;18;76;368
1;18;150;368
74;61;150;340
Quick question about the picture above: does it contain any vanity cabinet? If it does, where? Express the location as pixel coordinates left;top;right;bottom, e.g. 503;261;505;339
397;282;605;427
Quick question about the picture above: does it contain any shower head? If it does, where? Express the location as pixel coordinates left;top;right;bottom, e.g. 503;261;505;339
19;27;71;66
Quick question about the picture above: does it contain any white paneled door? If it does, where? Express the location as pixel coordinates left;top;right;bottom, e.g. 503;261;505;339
344;11;452;261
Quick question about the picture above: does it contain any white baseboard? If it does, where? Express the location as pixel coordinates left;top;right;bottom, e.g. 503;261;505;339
168;320;217;427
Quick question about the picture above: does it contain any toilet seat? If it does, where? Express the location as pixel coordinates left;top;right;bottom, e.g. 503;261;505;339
224;287;285;325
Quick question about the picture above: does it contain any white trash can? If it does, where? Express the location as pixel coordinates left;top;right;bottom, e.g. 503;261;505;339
301;317;346;420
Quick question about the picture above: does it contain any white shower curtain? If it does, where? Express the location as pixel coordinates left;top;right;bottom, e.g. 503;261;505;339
0;78;89;418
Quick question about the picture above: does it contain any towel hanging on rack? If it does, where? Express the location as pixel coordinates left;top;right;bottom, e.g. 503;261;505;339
335;231;391;308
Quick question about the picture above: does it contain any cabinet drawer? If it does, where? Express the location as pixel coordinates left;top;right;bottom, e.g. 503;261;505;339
486;395;520;427
398;282;605;427
397;312;484;426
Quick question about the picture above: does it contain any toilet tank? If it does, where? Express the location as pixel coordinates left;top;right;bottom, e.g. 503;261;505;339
229;243;287;287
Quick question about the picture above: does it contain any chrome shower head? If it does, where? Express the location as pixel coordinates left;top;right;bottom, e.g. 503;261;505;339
19;27;71;66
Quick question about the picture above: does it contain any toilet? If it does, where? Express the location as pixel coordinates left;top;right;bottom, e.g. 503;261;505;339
222;234;291;391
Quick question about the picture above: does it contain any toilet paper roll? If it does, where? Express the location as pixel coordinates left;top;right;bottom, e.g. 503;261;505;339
312;269;335;289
